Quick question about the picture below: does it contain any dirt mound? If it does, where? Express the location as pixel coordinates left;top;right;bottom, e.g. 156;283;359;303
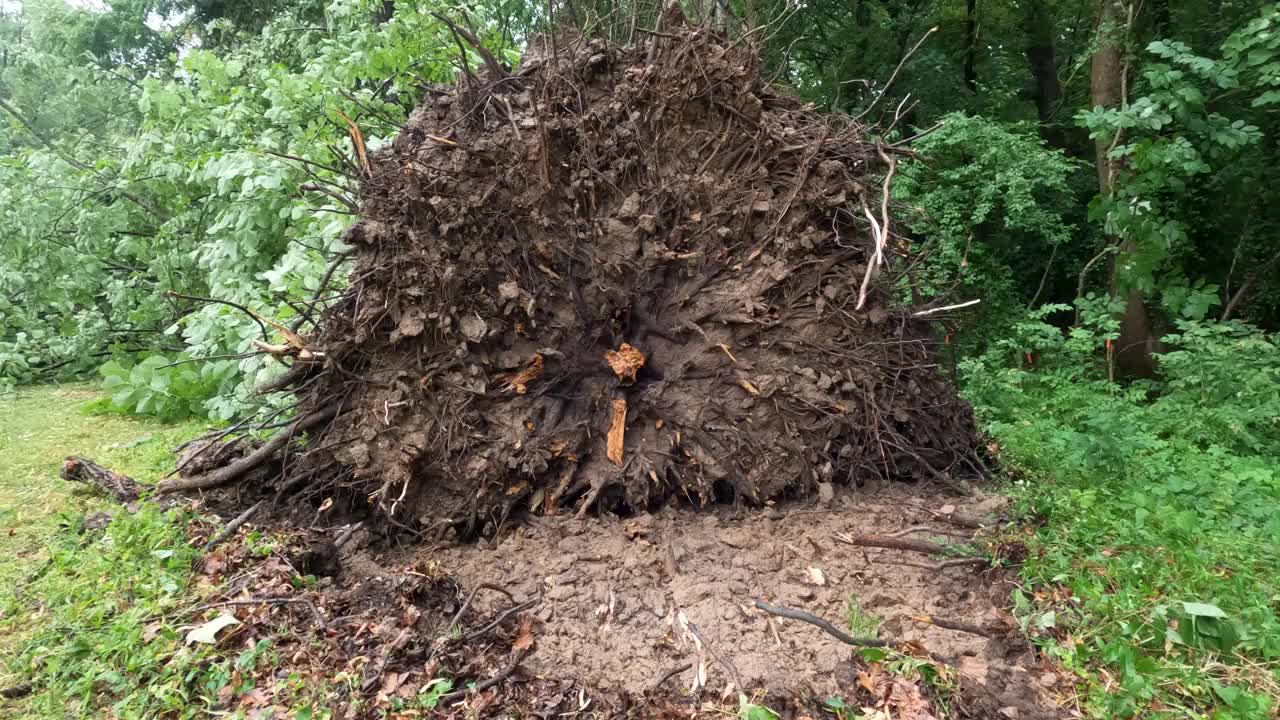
410;485;1064;718
171;15;981;535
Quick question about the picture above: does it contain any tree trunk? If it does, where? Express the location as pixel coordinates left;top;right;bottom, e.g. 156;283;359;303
964;0;978;92
1091;0;1157;377
1091;0;1123;194
1025;0;1064;147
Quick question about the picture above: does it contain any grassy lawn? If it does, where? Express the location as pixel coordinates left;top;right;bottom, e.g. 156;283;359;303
0;385;204;716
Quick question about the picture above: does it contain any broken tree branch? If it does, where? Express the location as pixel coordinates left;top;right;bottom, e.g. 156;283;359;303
203;501;264;551
61;457;143;503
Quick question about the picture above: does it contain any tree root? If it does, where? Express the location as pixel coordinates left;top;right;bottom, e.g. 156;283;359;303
157;404;340;494
434;648;531;705
752;599;888;648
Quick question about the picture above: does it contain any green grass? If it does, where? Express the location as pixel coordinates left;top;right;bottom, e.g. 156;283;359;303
844;595;883;639
0;384;205;717
0;385;203;587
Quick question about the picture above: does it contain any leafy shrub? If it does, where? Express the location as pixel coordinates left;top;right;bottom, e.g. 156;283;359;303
964;309;1280;717
895;113;1087;349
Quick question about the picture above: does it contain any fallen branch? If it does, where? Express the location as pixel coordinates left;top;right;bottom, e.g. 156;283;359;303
753;599;888;648
61;457;142;503
834;532;956;556
157;405;340;494
913;614;1000;638
870;556;989;572
435;648;531;705
203;501;264;551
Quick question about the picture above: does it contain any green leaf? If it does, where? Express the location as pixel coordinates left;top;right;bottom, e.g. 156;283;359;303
1181;601;1227;618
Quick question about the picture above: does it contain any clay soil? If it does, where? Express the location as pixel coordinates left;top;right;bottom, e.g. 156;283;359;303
312;484;1069;719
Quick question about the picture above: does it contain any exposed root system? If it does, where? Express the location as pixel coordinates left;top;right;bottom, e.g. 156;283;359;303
224;17;981;535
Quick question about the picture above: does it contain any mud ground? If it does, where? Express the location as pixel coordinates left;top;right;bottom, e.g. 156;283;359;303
340;484;1069;718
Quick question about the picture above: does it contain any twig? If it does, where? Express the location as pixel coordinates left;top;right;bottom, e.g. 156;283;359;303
854;27;938;122
462;595;541;642
436;648;531;705
913;299;981;316
652;662;693;690
753;600;888;647
203;501;264;551
683;617;744;692
300;183;358;211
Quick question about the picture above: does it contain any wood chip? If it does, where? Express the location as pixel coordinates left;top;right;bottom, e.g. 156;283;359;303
606;398;627;466
604;343;646;383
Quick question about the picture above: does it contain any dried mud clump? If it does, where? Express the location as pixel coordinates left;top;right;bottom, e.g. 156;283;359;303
276;21;980;536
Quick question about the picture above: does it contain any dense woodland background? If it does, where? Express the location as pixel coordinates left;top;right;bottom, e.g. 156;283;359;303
0;1;1278;718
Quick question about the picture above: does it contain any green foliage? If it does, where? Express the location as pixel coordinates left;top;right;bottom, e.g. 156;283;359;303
896;114;1085;346
0;0;521;417
844;596;883;639
1080;3;1280;305
965;309;1280;718
99;355;238;420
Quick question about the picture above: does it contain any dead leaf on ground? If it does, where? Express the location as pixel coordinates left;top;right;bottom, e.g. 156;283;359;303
185;613;240;645
513;614;535;651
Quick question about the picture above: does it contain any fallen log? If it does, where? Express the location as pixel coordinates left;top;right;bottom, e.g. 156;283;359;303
61;456;142;503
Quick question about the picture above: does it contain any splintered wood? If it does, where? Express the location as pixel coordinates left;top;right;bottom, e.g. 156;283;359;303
498;353;544;394
607;398;627;466
604;343;646;384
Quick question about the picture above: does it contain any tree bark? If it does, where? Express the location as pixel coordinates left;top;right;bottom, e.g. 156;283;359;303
1025;0;1064;147
1090;0;1124;194
1091;0;1157;377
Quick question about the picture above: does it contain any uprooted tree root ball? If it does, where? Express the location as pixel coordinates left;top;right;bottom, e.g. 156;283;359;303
164;19;981;536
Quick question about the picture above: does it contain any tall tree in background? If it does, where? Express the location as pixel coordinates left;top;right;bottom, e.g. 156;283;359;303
1090;0;1158;377
1024;0;1064;147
